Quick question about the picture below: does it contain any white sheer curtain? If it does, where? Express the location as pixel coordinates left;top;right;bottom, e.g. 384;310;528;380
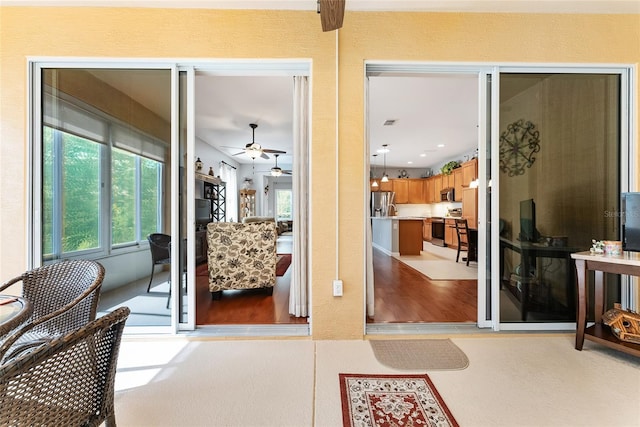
218;162;238;222
289;76;309;317
366;211;375;317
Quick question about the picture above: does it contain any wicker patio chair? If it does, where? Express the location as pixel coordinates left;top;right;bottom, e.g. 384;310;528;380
0;259;105;363
0;306;130;427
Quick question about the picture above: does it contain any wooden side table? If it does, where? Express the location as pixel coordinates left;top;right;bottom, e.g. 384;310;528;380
571;251;640;357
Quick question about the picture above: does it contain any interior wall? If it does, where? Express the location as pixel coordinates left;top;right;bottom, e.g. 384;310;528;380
1;7;639;338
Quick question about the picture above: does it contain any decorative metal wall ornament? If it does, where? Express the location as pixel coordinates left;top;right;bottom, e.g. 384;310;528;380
499;119;541;177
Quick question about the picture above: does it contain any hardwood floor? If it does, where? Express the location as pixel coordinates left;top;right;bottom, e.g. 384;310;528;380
367;247;477;323
196;236;477;325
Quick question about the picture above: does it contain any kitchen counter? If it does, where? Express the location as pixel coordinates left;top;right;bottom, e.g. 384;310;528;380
371;216;428;220
371;216;424;256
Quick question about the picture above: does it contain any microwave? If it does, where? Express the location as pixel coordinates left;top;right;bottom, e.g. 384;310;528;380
440;188;454;202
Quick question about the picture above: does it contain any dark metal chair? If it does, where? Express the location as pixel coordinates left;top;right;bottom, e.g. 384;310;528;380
454;218;476;266
0;306;130;427
147;233;171;293
0;260;104;363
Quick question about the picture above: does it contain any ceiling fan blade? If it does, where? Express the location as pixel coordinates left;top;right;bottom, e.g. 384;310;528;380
232;151;245;156
260;152;270;160
319;0;345;32
263;149;287;154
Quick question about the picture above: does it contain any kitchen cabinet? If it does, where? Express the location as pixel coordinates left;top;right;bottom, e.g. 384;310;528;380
423;219;432;241
423;177;434;204
453;168;463;201
462;187;478;229
392;179;409;203
399;219;423;255
445;218;457;248
462;159;478;187
408;179;424;203
432;175;443;203
379;179;393;192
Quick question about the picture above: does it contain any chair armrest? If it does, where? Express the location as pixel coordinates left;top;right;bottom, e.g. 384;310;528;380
0;284;101;363
0;275;23;294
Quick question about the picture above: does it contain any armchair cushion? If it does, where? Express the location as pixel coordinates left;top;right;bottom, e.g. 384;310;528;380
207;221;277;294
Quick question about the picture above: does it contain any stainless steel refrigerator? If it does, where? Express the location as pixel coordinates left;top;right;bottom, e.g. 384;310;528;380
371;191;395;217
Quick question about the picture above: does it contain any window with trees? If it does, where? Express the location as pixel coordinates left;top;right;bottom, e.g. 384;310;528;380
276;189;293;221
42;90;164;260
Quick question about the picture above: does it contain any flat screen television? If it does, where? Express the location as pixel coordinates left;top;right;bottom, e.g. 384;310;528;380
195;198;211;225
519;198;539;242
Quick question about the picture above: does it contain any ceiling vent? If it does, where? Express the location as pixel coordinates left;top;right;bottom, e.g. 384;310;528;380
383;119;396;126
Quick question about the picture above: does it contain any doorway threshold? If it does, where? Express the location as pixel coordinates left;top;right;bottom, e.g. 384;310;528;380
185;324;310;337
366;322;488;335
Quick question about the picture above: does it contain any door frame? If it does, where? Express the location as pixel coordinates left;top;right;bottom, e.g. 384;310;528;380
364;61;637;334
27;58;312;336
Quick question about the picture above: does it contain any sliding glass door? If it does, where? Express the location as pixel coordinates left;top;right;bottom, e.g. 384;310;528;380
32;64;178;331
496;69;629;327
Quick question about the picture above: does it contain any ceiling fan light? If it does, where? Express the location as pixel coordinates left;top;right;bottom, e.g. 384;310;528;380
271;167;283;177
247;147;261;159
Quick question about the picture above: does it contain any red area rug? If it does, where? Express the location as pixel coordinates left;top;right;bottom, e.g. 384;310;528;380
276;253;292;276
339;373;458;427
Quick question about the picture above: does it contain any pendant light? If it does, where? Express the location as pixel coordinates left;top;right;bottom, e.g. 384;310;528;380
371;154;379;188
271;154;283;177
380;144;390;182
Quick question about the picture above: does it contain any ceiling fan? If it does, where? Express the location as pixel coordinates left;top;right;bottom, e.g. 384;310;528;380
259;154;292;176
317;0;345;32
231;123;286;160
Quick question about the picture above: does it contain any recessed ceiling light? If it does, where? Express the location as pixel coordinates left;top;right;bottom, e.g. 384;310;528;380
419;153;426;157
407;161;413;164
437;144;445;148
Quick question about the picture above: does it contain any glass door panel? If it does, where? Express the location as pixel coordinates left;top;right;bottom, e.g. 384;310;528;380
37;67;173;328
497;72;621;324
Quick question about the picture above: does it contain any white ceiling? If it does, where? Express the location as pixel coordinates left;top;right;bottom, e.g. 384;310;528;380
4;0;639;14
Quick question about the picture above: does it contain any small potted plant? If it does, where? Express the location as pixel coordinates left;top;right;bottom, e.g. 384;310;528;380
440;161;460;175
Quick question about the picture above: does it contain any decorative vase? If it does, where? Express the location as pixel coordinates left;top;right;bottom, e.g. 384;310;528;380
195;157;203;172
208;167;214;176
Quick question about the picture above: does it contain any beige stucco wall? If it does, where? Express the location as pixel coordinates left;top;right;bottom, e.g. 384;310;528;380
1;7;639;338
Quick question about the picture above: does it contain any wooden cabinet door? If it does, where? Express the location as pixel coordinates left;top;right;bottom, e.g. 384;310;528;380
462;159;478;187
453;169;463;201
432;175;443;202
423;220;432;241
462;187;478;229
393;179;409;204
423;177;433;203
379;179;393;192
408;179;424;203
445;219;457;248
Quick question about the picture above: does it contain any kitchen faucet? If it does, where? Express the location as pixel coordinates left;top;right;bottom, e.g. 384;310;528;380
387;204;397;216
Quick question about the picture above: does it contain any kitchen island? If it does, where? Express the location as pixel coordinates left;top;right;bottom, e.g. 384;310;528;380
371;216;425;256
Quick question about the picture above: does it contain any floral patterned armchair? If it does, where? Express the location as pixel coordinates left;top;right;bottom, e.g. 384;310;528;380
206;221;277;299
